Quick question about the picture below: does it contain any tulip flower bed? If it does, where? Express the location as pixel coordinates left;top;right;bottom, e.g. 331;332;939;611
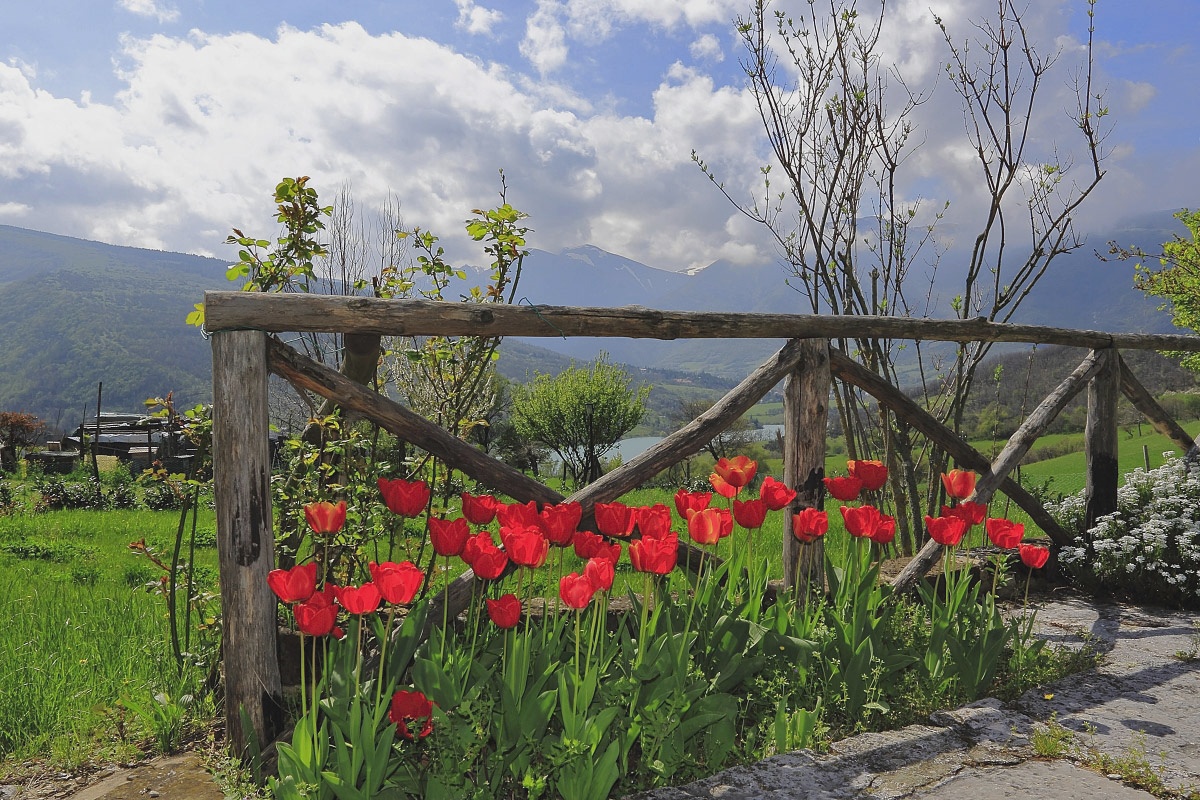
268;457;1061;800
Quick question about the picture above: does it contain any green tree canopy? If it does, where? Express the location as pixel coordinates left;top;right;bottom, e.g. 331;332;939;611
1134;209;1200;371
511;355;649;486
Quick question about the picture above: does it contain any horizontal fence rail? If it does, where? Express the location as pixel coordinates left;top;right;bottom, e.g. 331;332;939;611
204;292;1200;352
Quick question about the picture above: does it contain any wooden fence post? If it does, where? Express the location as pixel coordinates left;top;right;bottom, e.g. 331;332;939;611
783;339;830;596
212;330;283;762
1085;348;1120;534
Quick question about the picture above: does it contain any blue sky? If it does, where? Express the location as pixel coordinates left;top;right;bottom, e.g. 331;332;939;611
0;0;1196;271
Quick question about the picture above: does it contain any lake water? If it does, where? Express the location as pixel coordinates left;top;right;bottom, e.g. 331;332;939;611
614;424;784;462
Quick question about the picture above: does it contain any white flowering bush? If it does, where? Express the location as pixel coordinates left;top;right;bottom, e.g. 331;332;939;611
1054;455;1200;608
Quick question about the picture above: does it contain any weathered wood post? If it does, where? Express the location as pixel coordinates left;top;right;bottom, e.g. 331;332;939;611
212;330;283;762
1085;347;1120;533
783;338;830;596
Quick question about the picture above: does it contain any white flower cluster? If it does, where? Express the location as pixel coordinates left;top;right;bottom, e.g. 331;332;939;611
1055;456;1200;606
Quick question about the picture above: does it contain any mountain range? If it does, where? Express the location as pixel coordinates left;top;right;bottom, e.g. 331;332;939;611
0;211;1187;428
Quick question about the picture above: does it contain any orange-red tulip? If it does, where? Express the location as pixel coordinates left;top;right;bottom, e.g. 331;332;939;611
941;469;977;500
629;533;679;575
304;500;347;535
713;455;758;488
847;460;888;492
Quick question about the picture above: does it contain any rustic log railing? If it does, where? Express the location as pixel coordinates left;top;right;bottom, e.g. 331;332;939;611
205;290;1200;758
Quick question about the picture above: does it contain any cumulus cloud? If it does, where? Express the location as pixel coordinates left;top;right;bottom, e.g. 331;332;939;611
117;0;180;24
454;0;504;36
689;33;723;62
0;21;773;270
0;0;1186;276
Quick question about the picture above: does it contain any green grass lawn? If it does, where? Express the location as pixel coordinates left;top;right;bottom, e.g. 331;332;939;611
0;507;219;769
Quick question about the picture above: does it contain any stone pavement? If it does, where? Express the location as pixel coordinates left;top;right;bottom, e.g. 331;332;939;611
634;595;1200;799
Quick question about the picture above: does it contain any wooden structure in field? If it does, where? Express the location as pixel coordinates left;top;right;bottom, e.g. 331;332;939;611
204;290;1200;759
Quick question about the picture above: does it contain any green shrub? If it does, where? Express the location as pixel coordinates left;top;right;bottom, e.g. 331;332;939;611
1055;456;1200;608
143;483;186;511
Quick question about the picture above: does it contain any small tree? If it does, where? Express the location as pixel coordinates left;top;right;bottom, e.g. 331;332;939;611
672;399;761;461
1115;209;1200;372
0;411;45;472
512;355;649;486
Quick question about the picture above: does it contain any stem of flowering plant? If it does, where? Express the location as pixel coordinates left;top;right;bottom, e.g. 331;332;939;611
374;605;396;714
574;611;581;686
635;571;652;669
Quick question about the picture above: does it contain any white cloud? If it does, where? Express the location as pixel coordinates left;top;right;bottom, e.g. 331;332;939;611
0;22;774;270
117;0;180;24
521;1;569;75
454;0;504;36
689;33;723;62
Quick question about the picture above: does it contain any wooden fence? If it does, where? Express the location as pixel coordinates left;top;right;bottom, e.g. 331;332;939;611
204;290;1200;758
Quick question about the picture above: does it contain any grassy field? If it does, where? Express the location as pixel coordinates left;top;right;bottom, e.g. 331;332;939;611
0;506;220;769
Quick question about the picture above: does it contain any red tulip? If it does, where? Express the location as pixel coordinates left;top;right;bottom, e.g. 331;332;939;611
709;472;739;499
847;460;888;492
791;508;829;543
674;489;712;519
733;498;768;530
687;507;724;546
942;501;987;527
389;689;434;740
338;583;382;615
559;572;597;609
713;455;757;488
629;533;678;575
759;477;796;511
267;562;318;604
823;476;864;502
486;594;521;629
870;514;897;545
539;502;582;546
368;561;423;605
584;557;615;592
841;505;886;539
461;491;500;525
1019;543;1050;569
501;524;549;569
594;502;635;537
377;478;430;517
986;518;1025;549
469;541;509;581
304;501;347;535
636;504;673;539
293;585;338;636
461;530;494;564
427;516;469;557
573;530;621;564
497;500;540;529
926;515;969;547
941;469;977;500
